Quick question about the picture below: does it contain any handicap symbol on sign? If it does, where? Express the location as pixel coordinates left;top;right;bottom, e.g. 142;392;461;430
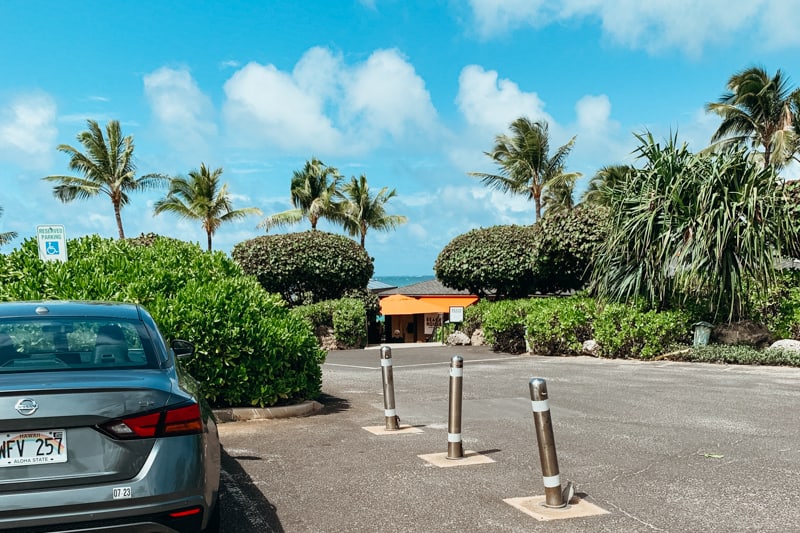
45;241;60;255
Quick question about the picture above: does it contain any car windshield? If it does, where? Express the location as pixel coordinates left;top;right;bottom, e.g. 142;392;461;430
0;317;159;373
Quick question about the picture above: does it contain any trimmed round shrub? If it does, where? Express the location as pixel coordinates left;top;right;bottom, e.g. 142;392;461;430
434;225;538;298
232;231;374;305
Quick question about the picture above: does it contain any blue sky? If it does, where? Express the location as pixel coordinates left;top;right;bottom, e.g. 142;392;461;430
2;0;800;275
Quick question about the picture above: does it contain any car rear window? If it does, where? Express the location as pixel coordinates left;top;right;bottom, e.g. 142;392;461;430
0;318;159;373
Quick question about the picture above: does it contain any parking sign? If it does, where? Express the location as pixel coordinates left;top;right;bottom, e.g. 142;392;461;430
36;225;68;262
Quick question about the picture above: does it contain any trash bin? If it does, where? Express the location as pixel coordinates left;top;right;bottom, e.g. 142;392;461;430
692;321;713;348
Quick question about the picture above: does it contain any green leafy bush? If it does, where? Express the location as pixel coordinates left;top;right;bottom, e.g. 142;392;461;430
232;231;373;305
152;277;324;406
462;299;492;336
332;298;367;348
434;225;538;298
293;297;367;348
752;270;800;339
530;207;609;293
525;297;596;355
593;302;692;359
482;299;535;354
0;235;324;407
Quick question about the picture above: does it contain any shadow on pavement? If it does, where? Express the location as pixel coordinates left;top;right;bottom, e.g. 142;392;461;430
220;448;285;533
315;392;351;415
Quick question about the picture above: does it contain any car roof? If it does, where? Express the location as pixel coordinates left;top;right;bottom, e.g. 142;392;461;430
0;301;143;320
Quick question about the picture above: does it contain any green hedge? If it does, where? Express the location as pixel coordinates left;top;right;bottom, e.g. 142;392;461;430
471;296;692;359
0;235;325;407
524;297;596;355
592;303;692;359
481;299;535;354
292;297;368;348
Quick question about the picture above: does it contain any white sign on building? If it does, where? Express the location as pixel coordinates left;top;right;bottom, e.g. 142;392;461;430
36;225;68;262
449;306;464;323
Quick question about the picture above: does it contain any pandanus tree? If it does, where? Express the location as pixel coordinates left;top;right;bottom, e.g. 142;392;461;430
154;164;261;251
469;117;580;222
43;119;163;239
591;132;797;321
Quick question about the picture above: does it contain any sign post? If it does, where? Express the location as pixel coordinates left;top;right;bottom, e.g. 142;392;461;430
36;225;68;262
449;306;464;323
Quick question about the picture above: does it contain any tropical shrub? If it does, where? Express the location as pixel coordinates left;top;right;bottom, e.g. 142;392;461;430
232;231;373;305
591;133;797;322
434;225;538;298
0;235;324;407
593;302;692;359
481;299;535;354
462;298;492;336
530;207;609;293
292;297;368;348
525;297;596;355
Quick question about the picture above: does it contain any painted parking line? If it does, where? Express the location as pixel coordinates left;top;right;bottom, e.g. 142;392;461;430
324;356;525;370
220;469;273;532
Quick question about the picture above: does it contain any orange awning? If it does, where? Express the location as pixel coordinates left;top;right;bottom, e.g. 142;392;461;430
379;294;446;316
417;296;479;313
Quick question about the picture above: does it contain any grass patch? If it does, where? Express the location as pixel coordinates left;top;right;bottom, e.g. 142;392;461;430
666;344;800;366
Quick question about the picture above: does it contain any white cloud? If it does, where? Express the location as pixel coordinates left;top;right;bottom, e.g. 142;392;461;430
456;65;549;133
222;47;440;155
143;67;218;162
0;93;58;170
468;0;550;39
467;0;795;56
222;60;343;153
341;49;439;141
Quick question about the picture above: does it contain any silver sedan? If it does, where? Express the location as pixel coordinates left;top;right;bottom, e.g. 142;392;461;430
0;301;221;532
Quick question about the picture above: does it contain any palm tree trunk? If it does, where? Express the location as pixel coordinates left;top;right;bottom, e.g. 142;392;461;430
207;231;213;252
113;202;125;239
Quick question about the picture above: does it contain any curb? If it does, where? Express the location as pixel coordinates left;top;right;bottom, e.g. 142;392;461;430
213;400;323;423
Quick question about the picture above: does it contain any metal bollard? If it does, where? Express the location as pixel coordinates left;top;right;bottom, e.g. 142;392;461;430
529;378;567;508
380;346;400;430
447;355;464;459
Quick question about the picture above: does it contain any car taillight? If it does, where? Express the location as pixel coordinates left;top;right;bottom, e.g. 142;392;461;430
100;403;203;439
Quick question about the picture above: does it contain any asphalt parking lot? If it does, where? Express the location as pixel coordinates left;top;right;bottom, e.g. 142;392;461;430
217;344;800;532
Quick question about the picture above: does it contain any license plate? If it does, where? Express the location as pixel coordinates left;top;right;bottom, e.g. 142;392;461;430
0;430;67;467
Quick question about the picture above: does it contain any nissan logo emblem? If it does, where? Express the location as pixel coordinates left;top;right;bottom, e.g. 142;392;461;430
15;398;38;416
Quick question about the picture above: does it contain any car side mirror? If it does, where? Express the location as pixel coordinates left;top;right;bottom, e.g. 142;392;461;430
171;339;195;359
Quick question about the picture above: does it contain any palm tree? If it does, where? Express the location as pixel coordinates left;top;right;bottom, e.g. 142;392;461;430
154;163;261;251
42;119;164;239
541;175;576;217
580;165;635;207
0;206;17;246
259;158;343;231
469;117;581;222
340;174;408;248
706;66;799;168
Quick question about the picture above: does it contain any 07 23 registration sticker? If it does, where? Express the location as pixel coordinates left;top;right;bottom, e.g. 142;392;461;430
112;487;132;499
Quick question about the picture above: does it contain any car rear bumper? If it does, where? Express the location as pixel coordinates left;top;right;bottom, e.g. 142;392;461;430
0;435;219;532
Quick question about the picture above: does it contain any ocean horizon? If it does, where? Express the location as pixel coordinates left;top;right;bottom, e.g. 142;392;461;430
373;275;434;288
